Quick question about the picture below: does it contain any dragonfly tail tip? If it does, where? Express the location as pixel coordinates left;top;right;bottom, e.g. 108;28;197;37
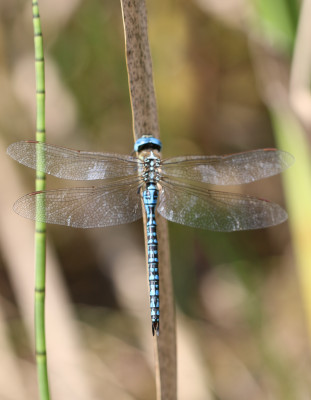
152;322;159;336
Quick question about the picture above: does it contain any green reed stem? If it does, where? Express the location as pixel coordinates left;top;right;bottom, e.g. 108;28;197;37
32;1;50;399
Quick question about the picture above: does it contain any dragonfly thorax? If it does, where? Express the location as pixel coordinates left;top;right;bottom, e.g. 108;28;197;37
142;152;161;184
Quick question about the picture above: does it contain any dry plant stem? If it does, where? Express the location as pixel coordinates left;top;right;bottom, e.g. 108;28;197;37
289;0;311;131
120;1;177;399
120;0;159;137
153;215;177;400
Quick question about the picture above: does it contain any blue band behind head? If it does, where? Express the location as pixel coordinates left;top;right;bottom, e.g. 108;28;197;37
134;136;162;152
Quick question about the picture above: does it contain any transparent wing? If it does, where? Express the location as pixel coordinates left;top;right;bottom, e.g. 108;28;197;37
13;178;142;228
161;149;294;185
157;179;287;231
7;141;140;180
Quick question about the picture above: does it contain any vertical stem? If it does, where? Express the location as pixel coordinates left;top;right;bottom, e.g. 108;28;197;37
287;0;311;344
120;0;160;138
120;1;177;399
272;111;311;341
289;0;311;131
32;1;50;399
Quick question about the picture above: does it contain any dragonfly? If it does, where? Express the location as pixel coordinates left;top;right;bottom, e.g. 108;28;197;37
7;136;293;335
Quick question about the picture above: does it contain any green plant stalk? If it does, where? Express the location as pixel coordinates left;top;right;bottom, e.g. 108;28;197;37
272;110;311;339
32;1;50;399
252;0;298;50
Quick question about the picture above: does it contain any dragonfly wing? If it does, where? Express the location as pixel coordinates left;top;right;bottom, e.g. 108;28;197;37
161;149;294;185
157;179;287;231
13;179;142;228
7;141;140;180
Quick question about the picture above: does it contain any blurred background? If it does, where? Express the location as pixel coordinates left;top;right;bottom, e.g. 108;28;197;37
0;0;310;399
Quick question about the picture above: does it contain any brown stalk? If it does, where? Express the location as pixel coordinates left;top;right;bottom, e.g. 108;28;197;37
120;1;177;399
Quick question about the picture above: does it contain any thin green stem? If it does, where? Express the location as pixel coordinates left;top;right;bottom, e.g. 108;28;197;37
32;1;50;399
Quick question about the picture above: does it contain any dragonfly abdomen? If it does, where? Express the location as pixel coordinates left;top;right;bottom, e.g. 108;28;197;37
143;182;160;336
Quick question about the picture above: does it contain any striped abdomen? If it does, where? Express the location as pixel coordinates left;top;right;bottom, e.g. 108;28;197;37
143;182;160;336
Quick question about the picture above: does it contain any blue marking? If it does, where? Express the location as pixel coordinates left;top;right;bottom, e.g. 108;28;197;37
150;299;158;307
134;136;162;152
143;191;158;206
148;232;158;238
149;274;159;280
